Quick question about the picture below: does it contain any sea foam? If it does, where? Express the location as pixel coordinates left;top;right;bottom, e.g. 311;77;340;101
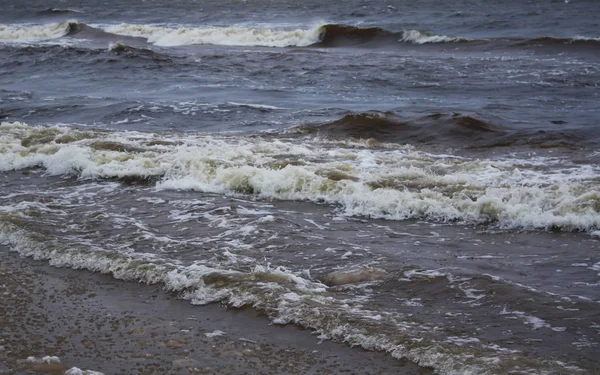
103;23;323;47
399;29;471;44
0;22;72;43
1;122;599;233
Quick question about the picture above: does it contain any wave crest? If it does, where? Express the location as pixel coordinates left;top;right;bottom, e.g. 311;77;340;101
101;23;471;48
294;111;589;150
1;21;597;49
517;36;600;47
296;112;503;145
103;23;323;47
37;8;83;15
0;21;73;43
315;24;396;47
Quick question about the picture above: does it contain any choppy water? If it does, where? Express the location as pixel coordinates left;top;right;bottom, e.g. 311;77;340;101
1;1;599;374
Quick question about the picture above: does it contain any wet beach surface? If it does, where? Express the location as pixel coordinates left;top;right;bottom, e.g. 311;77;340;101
0;250;430;374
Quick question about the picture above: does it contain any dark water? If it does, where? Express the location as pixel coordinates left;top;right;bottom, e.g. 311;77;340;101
1;1;599;374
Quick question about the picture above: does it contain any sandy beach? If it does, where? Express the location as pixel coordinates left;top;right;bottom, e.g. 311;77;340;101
0;249;432;374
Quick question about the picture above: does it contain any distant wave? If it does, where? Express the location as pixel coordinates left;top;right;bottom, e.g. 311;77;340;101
294;112;507;147
0;21;598;49
517;36;600;47
102;23;323;47
103;22;471;47
0;21;145;44
316;24;471;46
314;24;397;46
0;21;72;43
37;8;83;15
66;21;136;42
292;111;590;150
0;21;107;44
0;40;173;66
101;22;599;49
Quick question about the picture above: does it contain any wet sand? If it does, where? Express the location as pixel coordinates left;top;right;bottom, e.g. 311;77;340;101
0;249;432;375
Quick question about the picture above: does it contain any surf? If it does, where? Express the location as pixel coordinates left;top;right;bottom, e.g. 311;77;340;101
2;122;599;234
0;21;73;43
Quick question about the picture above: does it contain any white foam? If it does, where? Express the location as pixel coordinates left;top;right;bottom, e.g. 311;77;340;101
499;307;565;331
227;102;287;110
48;8;83;13
447;336;481;346
205;330;226;337
400;30;471;44
257;215;275;223
103;23;323;47
2;122;599;234
0;22;72;43
65;368;105;375
403;268;449;279
26;356;61;364
572;36;600;42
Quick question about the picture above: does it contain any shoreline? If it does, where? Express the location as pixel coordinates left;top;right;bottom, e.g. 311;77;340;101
0;249;432;374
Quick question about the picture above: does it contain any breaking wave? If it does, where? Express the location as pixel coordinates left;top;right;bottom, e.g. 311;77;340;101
1;122;599;233
399;29;472;44
102;23;323;47
104;22;470;47
0;21;469;47
1;21;596;49
315;25;470;47
0;21;73;43
0;21;115;44
0;21;146;45
315;24;397;46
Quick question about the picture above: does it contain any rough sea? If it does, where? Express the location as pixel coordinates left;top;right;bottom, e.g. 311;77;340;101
1;1;599;374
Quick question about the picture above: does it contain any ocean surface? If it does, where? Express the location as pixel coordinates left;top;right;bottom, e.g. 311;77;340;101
1;0;599;373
